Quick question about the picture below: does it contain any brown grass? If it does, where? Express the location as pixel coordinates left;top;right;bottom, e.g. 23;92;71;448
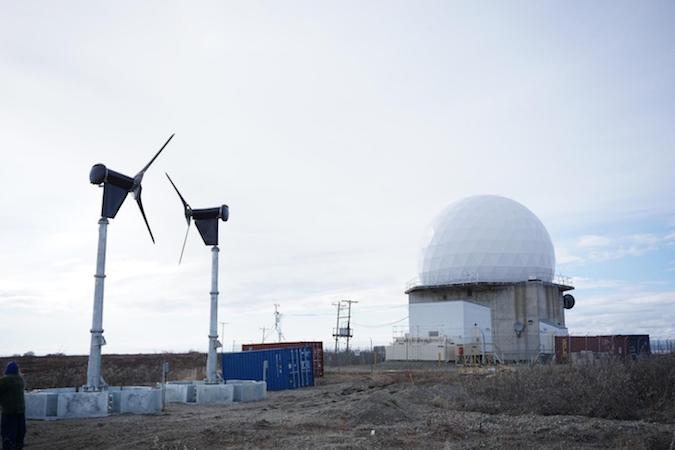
0;353;207;389
455;354;675;423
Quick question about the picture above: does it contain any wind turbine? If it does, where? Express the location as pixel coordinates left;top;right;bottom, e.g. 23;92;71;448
166;172;228;383
85;134;174;391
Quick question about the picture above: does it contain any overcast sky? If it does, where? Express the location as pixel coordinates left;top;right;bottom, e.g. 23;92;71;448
1;1;674;355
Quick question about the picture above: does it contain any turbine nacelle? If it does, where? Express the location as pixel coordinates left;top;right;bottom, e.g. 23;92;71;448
192;205;229;222
89;165;134;191
165;172;229;262
89;134;174;243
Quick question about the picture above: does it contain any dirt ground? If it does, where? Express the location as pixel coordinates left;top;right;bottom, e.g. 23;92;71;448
25;368;675;450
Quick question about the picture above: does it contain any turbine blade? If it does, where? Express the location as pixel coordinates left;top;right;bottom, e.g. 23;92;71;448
178;221;191;264
135;188;155;244
165;172;191;223
136;133;174;177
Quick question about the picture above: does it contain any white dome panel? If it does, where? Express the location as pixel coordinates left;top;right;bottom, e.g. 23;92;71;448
419;195;555;285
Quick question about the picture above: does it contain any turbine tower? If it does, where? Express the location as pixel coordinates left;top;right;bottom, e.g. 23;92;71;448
86;134;174;391
166;173;229;383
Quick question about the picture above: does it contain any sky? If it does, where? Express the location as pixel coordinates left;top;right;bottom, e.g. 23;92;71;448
1;1;674;355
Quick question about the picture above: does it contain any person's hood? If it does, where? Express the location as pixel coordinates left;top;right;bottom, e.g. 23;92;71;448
4;361;19;375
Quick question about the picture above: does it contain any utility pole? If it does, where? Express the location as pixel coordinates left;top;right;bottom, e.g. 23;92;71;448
332;299;358;354
273;304;284;343
332;302;342;354
343;299;358;353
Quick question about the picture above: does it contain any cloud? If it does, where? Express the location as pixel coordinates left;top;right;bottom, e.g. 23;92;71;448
577;234;612;248
571;277;626;290
560;231;673;265
554;244;583;265
665;231;675;244
0;289;43;310
566;288;675;338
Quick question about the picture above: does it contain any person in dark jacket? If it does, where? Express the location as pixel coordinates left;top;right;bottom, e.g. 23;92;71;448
0;362;25;450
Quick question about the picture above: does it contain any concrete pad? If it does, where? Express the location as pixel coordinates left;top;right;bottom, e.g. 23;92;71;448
230;381;267;402
57;392;109;418
113;388;161;414
25;392;58;420
195;384;233;405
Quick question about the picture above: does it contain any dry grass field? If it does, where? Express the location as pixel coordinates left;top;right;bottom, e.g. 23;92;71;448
0;353;207;389
4;353;675;449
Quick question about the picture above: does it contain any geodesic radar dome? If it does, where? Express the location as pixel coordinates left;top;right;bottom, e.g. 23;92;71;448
418;195;556;286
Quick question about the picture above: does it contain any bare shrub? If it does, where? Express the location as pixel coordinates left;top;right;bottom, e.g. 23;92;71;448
455;354;675;423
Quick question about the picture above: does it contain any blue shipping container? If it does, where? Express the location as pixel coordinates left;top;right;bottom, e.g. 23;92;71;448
222;346;314;391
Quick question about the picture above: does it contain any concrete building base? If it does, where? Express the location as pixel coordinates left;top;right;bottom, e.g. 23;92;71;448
405;280;574;361
195;384;234;405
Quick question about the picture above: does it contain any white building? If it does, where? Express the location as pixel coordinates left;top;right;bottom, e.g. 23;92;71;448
387;195;575;362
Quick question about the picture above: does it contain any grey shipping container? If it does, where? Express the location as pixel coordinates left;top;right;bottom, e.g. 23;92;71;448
222;347;314;391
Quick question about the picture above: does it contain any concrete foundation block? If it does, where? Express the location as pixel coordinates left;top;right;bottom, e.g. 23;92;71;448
40;387;78;394
163;383;197;403
110;388;161;414
229;381;267;402
56;392;109;418
195;384;233;405
109;386;148;412
25;393;59;420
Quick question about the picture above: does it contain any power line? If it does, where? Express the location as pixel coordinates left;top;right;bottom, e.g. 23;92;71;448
352;316;409;328
284;313;332;317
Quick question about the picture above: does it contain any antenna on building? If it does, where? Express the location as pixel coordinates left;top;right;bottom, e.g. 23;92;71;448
85;134;173;391
166;172;229;384
273;304;284;342
332;299;358;353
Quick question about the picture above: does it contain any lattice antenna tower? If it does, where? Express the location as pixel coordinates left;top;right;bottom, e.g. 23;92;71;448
273;304;284;342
